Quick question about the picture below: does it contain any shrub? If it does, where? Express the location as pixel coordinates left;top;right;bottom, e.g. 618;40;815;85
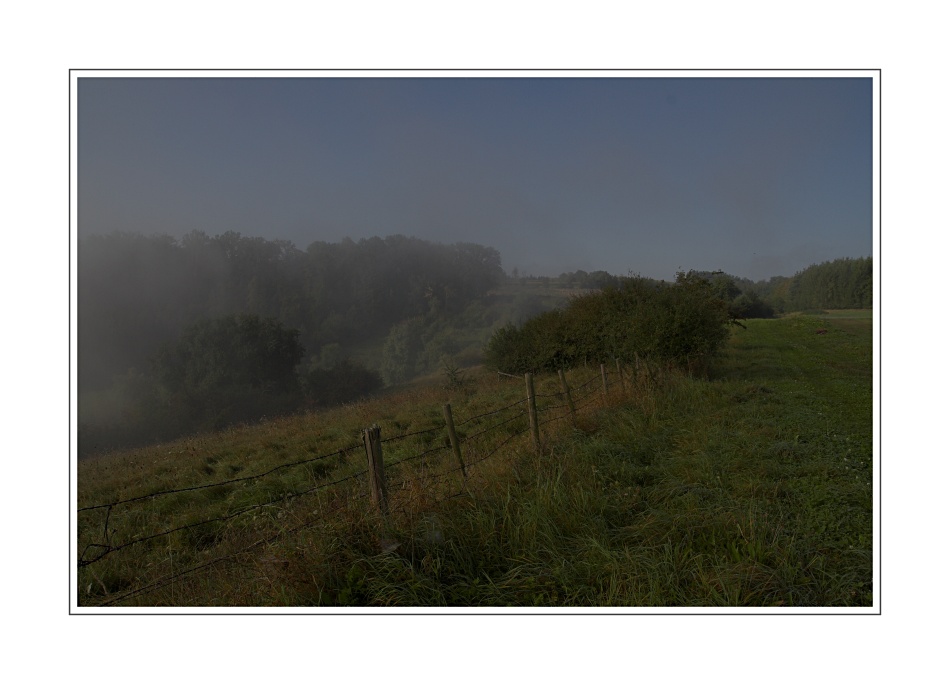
484;272;731;374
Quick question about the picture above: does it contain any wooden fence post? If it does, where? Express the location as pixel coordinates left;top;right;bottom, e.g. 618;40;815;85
601;363;609;397
525;372;541;452
362;424;388;516
442;403;467;480
558;369;577;427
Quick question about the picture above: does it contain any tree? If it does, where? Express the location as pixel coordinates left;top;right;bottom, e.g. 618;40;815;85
153;314;305;429
710;274;741;302
380;318;426;386
785;257;873;311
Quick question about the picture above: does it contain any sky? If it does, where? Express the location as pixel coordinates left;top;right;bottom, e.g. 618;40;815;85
78;74;873;282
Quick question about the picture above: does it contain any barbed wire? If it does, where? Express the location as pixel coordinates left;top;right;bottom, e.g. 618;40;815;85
388;460;464;492
538;407;573;429
91;402;541;602
386;442;451;470
79;467;368;568
102;400;526;564
457;410;525;443
574;378;604;399
537;400;570;414
467;424;533;467
380;423;445;444
79;366;622;602
92;507;330;608
79;441;363;512
572;391;603;414
574;373;601;390
454;396;528;426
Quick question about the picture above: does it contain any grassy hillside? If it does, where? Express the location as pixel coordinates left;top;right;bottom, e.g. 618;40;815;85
76;313;873;608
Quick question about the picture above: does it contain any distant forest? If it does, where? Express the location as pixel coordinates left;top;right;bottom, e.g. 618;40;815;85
521;255;873;316
79;232;506;456
756;256;873;312
77;231;871;457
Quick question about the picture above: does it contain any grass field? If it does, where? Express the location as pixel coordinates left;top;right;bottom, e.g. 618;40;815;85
76;313;874;608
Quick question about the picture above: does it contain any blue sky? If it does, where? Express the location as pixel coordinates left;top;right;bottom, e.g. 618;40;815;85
78;75;872;281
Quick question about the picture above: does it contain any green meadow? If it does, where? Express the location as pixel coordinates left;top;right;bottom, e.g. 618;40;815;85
77;313;873;608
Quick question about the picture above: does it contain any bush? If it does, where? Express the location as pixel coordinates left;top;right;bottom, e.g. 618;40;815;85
729;292;775;320
152;314;305;430
485;272;731;374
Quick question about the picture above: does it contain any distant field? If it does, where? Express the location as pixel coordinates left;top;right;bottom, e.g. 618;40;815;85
77;314;873;608
783;308;873;336
815;309;873;319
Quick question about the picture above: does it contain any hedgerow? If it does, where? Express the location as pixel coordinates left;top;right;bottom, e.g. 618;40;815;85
484;271;731;374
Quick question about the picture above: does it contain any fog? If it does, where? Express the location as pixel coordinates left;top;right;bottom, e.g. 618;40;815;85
77;232;517;456
78;75;872;282
76;74;874;456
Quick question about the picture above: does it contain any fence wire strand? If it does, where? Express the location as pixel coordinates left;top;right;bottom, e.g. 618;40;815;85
79;467;368;568
538;408;572;429
537;400;570;414
454;396;528;426
458;410;525;443
79;365;622;604
386;443;451;469
93;510;328;608
79;442;363;512
380;423;445;444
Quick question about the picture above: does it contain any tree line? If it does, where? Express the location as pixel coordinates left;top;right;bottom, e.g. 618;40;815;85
520;256;872;316
80;231;504;389
78;231;505;457
78;230;871;457
758;256;873;312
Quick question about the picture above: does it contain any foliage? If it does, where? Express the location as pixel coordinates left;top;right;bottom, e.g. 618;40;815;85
709;258;872;314
554;269;628;290
485;271;731;374
690;259;872;315
380;317;426;386
152;314;305;431
79;231;506;449
79;231;504;392
784;257;873;311
728;291;774;320
78;315;872;608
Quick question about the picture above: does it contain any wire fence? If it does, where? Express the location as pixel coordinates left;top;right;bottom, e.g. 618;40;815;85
77;363;638;607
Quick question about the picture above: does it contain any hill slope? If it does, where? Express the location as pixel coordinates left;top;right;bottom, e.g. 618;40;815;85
76;313;873;608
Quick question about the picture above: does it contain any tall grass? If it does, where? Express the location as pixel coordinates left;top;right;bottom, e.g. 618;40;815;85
77;314;872;608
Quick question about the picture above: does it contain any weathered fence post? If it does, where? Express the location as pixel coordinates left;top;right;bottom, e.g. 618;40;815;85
601;363;609;397
362;424;388;516
442;403;467;480
615;358;627;394
525;372;541;452
558;368;577;427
